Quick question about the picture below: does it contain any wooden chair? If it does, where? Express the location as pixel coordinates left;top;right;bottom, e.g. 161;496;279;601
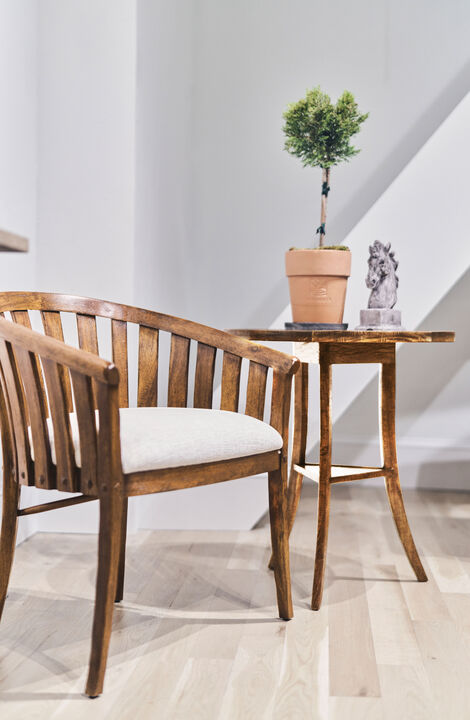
0;292;299;696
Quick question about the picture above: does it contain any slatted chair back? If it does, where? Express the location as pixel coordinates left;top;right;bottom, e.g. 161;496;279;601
0;293;294;469
0;315;120;494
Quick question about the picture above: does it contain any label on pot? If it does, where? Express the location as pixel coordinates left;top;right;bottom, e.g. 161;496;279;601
309;279;332;304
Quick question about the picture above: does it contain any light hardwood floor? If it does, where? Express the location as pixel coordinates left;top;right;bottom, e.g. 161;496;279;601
1;483;470;719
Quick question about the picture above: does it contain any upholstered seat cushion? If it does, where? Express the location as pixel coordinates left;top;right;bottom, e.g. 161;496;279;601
42;407;283;475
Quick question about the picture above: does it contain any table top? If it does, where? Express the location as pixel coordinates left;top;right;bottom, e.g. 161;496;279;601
229;329;455;344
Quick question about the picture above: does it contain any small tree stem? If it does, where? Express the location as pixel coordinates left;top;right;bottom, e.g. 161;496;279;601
319;167;330;248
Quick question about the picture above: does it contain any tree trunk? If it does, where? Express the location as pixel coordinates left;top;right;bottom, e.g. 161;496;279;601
318;167;331;248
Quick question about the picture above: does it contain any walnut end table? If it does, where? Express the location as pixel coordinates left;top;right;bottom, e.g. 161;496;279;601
229;329;455;610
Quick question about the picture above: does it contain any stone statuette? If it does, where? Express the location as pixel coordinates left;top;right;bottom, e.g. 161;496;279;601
356;240;404;330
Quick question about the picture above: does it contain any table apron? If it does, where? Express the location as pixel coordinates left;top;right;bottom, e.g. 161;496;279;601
293;341;395;365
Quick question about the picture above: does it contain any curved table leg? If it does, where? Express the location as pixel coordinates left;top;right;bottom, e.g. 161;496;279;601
311;354;332;610
380;355;427;581
269;362;308;570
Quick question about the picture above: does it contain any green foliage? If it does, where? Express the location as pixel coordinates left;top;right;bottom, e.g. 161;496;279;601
283;87;368;169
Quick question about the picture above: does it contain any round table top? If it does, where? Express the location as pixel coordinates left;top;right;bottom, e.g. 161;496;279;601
228;329;455;344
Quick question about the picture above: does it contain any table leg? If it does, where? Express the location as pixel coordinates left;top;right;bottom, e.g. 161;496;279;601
287;362;309;534
268;362;309;570
311;353;332;610
380;355;427;582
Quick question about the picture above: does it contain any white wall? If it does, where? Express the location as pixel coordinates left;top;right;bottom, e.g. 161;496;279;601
0;0;39;542
150;0;470;330
36;0;136;302
2;2;470;541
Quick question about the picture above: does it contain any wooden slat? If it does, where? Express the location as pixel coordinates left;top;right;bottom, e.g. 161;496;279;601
245;361;268;420
41;310;73;411
193;343;216;409
76;314;99;408
111;320;128;408
168;334;190;407
14;347;53;489
11;310;49;418
220;352;242;412
42;358;77;492
70;370;98;495
0;340;31;484
76;313;99;354
138;325;159;407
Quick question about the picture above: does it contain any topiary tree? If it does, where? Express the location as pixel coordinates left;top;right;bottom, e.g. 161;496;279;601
283;87;368;248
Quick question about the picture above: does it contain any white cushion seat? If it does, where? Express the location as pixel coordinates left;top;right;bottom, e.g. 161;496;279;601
42;407;283;475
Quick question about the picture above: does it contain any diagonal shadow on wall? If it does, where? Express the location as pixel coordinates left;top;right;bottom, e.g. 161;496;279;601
246;58;470;329
324;265;470;472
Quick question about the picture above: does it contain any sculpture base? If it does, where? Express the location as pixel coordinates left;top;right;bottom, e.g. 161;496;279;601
355;309;404;331
285;322;348;331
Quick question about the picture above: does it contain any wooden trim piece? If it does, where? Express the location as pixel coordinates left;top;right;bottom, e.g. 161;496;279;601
326;343;395;364
18;495;96;516
0;340;32;484
0;229;28;252
70;371;98;494
125;451;281;496
220;352;242;412
168;334;190;407
138;325;159;407
111;320;129;408
11;310;49;418
41;311;73;411
245;361;268;420
42;358;78;492
229;329;455;344
15;346;54;489
193;343;216;409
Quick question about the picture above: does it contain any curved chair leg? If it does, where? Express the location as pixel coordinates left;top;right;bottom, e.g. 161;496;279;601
85;493;124;697
114;497;128;603
311;355;332;611
380;358;427;582
269;363;308;570
0;476;20;621
268;468;293;620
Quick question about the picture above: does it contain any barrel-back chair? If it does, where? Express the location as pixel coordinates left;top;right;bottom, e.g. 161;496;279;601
0;292;299;696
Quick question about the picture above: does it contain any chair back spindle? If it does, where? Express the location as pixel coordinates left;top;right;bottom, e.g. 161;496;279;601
168;334;190;407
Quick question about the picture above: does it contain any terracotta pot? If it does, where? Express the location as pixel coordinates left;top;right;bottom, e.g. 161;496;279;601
285;249;351;323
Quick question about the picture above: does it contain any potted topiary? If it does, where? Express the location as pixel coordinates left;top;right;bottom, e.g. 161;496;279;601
283;87;368;326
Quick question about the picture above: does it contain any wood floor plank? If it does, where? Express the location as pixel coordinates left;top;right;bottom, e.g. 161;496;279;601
1;487;470;718
329;696;384;720
377;664;436;720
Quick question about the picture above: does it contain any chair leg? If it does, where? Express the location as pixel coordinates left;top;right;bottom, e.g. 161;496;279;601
268;468;293;620
114;497;128;603
0;477;20;621
380;359;427;582
85;493;124;698
311;354;332;611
